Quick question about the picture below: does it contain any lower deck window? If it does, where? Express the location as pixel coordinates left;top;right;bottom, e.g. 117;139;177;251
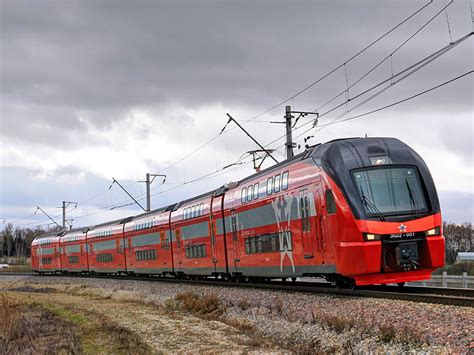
245;233;282;254
40;257;52;265
136;249;157;261
68;256;79;264
96;253;113;263
185;244;206;258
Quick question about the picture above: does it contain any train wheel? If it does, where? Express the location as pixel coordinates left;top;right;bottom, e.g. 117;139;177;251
397;282;406;288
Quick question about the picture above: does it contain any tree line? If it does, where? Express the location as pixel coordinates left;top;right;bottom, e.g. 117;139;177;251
1;224;60;262
1;222;472;264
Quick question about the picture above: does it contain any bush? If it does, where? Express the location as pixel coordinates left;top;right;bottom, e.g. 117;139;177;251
432;261;474;275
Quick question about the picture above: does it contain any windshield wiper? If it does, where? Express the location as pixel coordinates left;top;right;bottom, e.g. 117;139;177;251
359;187;385;221
405;179;421;218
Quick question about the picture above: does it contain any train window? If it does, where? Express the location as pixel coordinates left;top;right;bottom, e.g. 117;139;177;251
266;178;273;195
241;188;246;203
300;193;311;232
256;236;263;253
245;234;280;254
201;203;205;216
326;190;337;214
274;174;281;193
282;171;289;190
246;185;253;202
253;183;259;200
190;206;195;218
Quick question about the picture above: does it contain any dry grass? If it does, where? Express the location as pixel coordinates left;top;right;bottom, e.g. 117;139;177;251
175;291;225;319
379;324;397;343
310;310;355;333
0;264;32;273
102;322;151;354
0;293;81;354
379;323;423;345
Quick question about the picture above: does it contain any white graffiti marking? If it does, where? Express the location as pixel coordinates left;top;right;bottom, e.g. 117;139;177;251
271;195;295;273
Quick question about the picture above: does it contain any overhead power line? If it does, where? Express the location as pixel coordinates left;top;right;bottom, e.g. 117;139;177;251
315;0;454;114
239;0;434;124
258;31;472;153
288;70;473;147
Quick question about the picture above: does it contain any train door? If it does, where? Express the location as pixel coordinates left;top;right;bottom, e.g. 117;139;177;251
174;227;182;272
55;241;62;272
315;182;327;253
230;210;240;272
120;225;127;273
209;196;222;273
299;189;314;258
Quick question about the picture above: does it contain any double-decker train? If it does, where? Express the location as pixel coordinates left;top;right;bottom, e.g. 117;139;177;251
31;137;445;287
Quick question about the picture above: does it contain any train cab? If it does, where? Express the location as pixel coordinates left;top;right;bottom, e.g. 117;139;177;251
314;137;445;285
31;231;63;274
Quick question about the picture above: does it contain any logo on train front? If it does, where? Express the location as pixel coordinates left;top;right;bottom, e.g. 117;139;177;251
398;223;407;233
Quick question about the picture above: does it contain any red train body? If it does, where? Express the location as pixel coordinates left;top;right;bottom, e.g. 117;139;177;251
31;137;445;286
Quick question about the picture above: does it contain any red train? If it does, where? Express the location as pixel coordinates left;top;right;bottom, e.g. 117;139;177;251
31;137;445;287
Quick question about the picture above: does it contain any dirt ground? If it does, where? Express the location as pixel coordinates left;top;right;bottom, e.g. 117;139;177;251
1;283;284;354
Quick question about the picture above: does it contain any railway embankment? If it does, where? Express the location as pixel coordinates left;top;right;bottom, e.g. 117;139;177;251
1;275;472;353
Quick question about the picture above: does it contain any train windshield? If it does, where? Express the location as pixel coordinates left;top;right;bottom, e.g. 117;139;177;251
352;166;428;217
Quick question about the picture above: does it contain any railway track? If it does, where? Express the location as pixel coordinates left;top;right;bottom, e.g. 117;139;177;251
2;272;473;307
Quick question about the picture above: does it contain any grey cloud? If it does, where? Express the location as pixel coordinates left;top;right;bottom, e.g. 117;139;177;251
2;0;471;118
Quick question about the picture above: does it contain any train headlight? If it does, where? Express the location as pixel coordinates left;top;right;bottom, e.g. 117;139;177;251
363;233;382;241
425;226;440;236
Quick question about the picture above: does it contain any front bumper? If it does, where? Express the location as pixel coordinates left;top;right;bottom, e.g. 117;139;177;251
334;235;445;285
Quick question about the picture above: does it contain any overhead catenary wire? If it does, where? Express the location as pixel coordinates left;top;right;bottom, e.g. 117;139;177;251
148;1;433;176
314;0;455;114
259;31;472;152
289;70;474;147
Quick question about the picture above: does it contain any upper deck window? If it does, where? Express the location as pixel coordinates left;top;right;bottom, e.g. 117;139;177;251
246;185;253;202
266;178;273;195
282;171;289;190
352;166;428;217
274;174;281;193
241;188;247;203
253;183;259;200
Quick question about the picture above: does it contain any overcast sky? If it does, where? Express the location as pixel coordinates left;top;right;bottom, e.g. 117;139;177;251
0;0;472;230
